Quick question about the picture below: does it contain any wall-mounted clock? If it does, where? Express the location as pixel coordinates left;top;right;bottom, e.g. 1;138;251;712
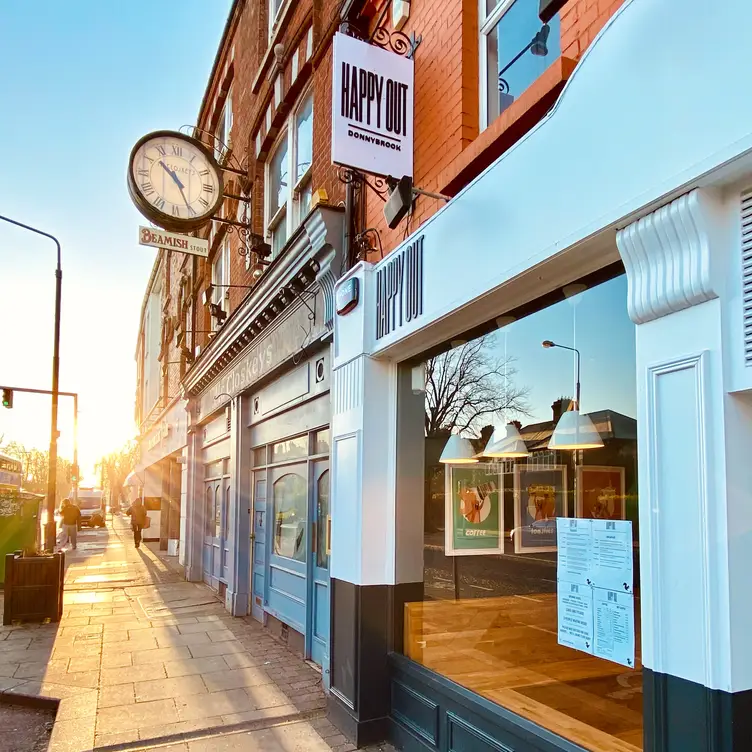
127;130;224;233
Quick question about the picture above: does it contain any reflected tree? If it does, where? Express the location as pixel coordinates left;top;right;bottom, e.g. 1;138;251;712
425;336;529;437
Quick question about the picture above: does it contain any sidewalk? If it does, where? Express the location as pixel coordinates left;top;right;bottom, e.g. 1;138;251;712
0;515;393;752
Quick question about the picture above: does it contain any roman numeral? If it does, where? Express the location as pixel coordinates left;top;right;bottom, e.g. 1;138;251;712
141;181;154;196
172;145;182;156
199;169;209;177
154;197;166;211
199;197;209;209
137;169;148;177
203;183;214;193
189;154;196;164
172;205;181;217
186;205;197;217
155;145;167;156
145;155;155;164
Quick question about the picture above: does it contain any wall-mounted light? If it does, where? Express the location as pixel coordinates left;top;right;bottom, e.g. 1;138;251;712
541;340;604;450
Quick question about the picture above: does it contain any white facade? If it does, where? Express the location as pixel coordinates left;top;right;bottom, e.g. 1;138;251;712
329;0;752;744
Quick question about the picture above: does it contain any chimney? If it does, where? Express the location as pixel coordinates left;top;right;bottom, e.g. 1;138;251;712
551;397;573;422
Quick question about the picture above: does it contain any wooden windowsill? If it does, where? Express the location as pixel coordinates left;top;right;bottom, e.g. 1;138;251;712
438;56;577;197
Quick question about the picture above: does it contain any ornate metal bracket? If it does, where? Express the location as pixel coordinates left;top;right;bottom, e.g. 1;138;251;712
339;1;422;59
180;124;248;178
337;166;389;202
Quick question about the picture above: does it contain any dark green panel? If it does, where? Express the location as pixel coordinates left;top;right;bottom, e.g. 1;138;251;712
447;712;514;752
392;680;439;747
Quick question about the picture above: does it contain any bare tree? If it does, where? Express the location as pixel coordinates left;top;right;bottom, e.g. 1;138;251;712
0;440;72;499
95;440;140;508
424;336;529;437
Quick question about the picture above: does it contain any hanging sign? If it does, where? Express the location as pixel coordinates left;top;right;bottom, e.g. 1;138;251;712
444;465;503;556
331;32;414;179
139;226;209;257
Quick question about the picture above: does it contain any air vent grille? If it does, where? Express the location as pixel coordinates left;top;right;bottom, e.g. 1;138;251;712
742;190;752;364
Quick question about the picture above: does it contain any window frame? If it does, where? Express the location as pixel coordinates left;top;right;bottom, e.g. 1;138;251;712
211;237;231;330
214;88;233;161
264;90;314;259
478;0;557;131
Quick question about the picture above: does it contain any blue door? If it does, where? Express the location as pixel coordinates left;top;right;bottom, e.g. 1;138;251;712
251;472;267;622
310;462;330;685
266;464;308;634
203;472;229;590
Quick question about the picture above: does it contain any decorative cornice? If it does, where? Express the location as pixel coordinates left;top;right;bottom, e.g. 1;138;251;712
616;189;720;325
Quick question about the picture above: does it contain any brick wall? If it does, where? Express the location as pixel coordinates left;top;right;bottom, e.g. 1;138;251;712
361;0;625;261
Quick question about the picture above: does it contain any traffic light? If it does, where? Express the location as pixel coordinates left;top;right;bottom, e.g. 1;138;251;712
1;388;12;409
71;464;79;484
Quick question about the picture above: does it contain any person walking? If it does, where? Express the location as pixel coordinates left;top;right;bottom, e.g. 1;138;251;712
127;498;148;548
59;498;81;550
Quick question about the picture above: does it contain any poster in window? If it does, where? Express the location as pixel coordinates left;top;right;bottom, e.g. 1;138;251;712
513;465;567;554
444;464;503;556
576;466;626;520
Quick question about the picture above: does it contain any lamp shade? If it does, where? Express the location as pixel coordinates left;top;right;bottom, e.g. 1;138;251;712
484;423;530;458
548;409;604;450
439;434;478;464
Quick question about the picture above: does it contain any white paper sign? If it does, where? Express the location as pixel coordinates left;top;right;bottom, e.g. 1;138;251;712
556;518;636;669
594;588;636;668
592;519;633;593
557;581;594;654
556;518;592;586
331;32;414;178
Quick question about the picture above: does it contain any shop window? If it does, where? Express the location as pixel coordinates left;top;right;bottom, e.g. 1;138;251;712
273;473;307;562
480;0;561;130
205;460;223;479
265;92;314;258
253;447;267;467
271;434;308;463
316;470;330;570
205;487;214;537
402;274;642;750
313;429;330;455
214;487;222;538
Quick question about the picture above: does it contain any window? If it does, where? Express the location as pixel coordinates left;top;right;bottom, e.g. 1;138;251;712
214;89;233;161
480;0;561;130
316;470;330;569
214;486;222;538
205;487;214;537
273;473;307;561
265;92;314;258
211;238;230;329
401;274;642;750
271;435;308;463
268;0;285;38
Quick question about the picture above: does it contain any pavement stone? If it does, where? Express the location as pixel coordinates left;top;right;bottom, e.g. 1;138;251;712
0;516;397;752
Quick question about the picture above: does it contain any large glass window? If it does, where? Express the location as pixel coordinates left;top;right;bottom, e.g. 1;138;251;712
316;470;330;570
480;0;561;130
403;274;642;751
265;92;314;258
273;473;307;562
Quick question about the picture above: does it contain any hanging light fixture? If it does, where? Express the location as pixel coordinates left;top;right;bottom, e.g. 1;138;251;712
439;433;479;464
542;340;604;450
484;422;530;458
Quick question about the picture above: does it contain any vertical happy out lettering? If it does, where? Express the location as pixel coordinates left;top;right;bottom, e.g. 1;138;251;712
376;235;424;340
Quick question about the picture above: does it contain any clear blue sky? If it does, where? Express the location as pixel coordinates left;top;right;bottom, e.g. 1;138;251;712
0;1;232;480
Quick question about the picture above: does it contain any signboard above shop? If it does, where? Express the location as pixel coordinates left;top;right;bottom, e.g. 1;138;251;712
331;32;414;179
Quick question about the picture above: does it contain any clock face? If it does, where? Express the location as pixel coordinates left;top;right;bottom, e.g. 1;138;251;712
127;131;224;232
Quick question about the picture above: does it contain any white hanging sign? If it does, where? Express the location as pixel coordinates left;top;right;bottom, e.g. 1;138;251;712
331;32;414;179
138;226;209;257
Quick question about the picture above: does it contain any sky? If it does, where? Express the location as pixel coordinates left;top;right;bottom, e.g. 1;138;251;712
0;1;232;483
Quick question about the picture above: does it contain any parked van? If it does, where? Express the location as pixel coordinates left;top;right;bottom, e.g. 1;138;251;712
76;488;105;528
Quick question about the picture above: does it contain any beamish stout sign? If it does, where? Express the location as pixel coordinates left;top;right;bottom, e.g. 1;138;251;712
331;32;414;179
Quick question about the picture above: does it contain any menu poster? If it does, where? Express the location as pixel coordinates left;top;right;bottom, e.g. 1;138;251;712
444;465;503;556
513;465;567;554
576;466;626;520
556;518;636;669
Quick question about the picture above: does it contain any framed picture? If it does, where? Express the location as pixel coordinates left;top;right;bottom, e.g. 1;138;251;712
513;465;568;554
444;464;503;556
576;465;626;520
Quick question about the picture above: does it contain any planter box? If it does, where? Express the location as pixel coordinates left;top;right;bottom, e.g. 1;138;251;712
3;551;64;625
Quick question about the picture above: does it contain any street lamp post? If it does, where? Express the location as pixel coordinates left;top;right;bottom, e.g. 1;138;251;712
0;214;62;552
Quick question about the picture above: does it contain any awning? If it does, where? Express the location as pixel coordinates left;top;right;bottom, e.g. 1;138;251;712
124;469;144;488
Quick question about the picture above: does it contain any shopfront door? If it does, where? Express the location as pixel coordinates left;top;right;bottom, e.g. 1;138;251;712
267;462;309;633
203;460;230;590
310;461;330;683
251;471;267;622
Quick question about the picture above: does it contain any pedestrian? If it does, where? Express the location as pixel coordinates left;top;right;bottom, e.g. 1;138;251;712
127;498;148;548
59;498;81;550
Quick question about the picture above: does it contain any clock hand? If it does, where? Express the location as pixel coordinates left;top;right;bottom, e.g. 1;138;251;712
159;160;185;191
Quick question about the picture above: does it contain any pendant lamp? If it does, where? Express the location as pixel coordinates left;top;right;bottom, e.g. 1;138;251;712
542;340;604;451
439;433;479;464
484;423;530;458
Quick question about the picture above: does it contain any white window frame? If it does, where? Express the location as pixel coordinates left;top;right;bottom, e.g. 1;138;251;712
214;88;233;161
264;90;314;259
268;0;289;39
211;238;231;330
